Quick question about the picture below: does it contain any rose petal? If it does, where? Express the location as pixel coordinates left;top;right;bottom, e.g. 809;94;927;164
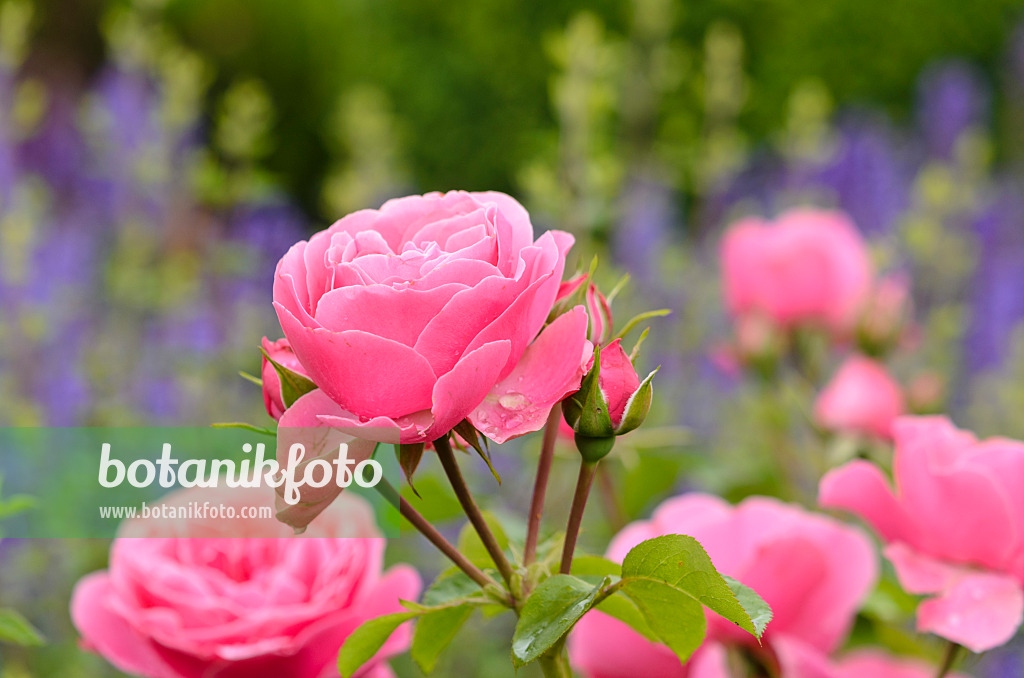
71;573;178;678
469;307;592;444
276;303;436;418
598;339;641;428
884;543;963;594
772;636;842;678
424;339;512;440
916;570;1024;652
314;283;465;347
567;611;685;678
274;390;381;532
819;459;910;543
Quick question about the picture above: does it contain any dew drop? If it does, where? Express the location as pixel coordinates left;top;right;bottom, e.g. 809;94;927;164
498;392;528;411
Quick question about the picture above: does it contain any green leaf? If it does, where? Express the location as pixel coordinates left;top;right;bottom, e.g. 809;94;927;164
456;511;510;570
569;555;621;578
422;569;489;607
211;422;276;437
622;535;761;638
338;612;416;678
260;346;318;408
724;576;772;637
0;609;44;646
511;575;609;667
0;495;34;520
411;604;475;674
618;579;705;663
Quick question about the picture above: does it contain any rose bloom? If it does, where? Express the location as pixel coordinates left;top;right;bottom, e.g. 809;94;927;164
814;355;904;440
821;416;1024;652
720;209;873;335
273;190;591;444
71;486;420;678
833;650;968;678
568;494;877;678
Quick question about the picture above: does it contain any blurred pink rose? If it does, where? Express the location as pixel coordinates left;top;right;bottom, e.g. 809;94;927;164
568;494;877;678
857;274;912;352
814;355;904;439
273;190;591;444
820;416;1024;652
721;209;873;335
261;336;308;421
833;650;968;678
71;486;421;678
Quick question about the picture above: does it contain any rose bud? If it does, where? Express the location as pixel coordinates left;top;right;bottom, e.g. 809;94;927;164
260;336;311;421
562;339;657;461
857;274;912;356
814;355;905;440
585;282;613;345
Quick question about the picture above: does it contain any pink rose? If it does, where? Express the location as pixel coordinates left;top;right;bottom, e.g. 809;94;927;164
721;209;873;335
820;416;1024;652
833;650;968;678
273;190;591;444
814;355;904;440
71;486;421;678
857;274;912;352
261;336;308;421
568;494;877;678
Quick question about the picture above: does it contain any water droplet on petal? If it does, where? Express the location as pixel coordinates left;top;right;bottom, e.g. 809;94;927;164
498;393;528;411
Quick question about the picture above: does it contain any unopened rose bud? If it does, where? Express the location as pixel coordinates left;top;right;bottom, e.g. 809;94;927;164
907;371;945;414
586;283;613;345
563;339;658;461
549;272;589;319
814;355;904;440
857;274;911;356
261;337;310;421
733;313;786;377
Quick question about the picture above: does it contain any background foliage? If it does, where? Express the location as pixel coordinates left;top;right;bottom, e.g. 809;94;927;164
3;0;1024;675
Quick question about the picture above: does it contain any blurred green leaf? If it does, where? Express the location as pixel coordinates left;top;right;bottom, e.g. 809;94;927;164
411;605;475;674
338;612;416;678
0;609;44;646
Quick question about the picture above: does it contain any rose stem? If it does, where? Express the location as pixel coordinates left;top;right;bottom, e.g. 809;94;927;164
433;434;515;586
378;478;502;594
559;460;599;574
935;642;963;678
524;405;562;566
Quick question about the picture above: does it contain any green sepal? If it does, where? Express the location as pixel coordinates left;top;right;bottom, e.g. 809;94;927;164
260;346;318;408
562;343;614;438
453;420;500;484
613;366;659;435
396;443;425;497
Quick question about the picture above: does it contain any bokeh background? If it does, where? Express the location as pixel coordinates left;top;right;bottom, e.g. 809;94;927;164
3;0;1024;675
